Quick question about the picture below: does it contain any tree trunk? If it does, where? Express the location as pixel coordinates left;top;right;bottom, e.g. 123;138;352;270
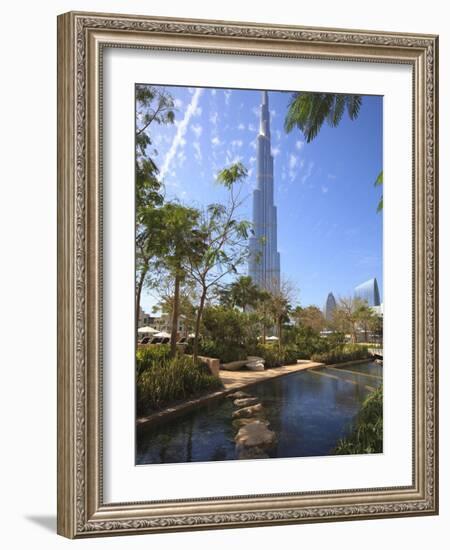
278;318;282;350
170;273;181;357
193;288;207;361
135;265;148;345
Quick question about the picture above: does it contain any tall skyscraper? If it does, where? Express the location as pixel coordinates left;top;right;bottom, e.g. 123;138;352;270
248;91;281;292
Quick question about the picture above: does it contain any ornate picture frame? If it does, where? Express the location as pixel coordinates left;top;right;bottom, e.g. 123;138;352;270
57;11;438;538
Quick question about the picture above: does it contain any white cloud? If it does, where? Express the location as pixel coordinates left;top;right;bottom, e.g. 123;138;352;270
252;106;260;118
226;153;243;165
174;98;183;109
231;139;243;149
191;123;203;138
295;140;305;151
237;123;245;131
289;154;298;170
275;130;282;142
209;111;219;125
160;88;203;179
272;146;281;157
193;141;202;163
248;123;257;132
177;151;187;167
327;173;337;180
224;89;232;106
301;161;315;185
211;136;221;147
210;89;217;96
321;185;329;194
249;156;256;164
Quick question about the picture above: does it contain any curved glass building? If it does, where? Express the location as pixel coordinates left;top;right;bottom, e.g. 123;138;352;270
324;292;337;322
354;277;381;307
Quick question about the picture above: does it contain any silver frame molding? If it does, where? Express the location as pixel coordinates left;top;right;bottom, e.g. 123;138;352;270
57;11;439;538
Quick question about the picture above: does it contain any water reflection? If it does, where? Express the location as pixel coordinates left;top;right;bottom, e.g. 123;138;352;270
136;361;382;465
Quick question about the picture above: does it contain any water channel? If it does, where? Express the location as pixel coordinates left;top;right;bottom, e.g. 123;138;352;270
136;361;382;465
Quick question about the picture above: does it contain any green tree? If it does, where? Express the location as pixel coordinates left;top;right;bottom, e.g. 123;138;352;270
354;300;377;343
284;92;362;143
149;203;203;357
266;279;296;349
218;275;263;312
135;86;176;335
333;296;368;343
254;290;273;345
153;282;197;339
186;163;251;360
291;305;325;333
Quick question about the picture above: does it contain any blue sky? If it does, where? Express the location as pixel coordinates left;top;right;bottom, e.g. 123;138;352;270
138;85;383;313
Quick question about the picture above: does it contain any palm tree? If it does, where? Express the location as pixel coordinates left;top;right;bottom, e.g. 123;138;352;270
284;92;362;143
374;170;383;212
221;275;262;312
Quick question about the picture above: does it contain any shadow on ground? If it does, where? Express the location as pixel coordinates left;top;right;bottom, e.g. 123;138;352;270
25;515;56;533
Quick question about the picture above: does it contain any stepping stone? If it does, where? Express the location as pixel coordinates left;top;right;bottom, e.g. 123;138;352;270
227;391;251;399
233;397;259;407
237;446;269;460
232;403;264;419
233;417;269;429
235;420;277;450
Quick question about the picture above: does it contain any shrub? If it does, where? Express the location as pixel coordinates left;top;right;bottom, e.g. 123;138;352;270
201;306;259;355
197;338;247;363
246;343;283;368
334;387;383;454
311;343;371;364
136;355;223;414
292;326;331;359
136;344;171;377
283;345;300;365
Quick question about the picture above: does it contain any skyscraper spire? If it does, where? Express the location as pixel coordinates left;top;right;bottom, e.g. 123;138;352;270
248;91;281;292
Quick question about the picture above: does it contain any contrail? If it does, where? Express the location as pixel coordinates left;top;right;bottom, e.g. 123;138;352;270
160;88;202;179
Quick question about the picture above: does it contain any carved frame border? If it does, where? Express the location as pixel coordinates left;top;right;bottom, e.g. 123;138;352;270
57;11;438;538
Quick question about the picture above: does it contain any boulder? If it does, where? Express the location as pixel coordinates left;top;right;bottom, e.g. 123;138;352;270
237;446;269;460
235;421;277;450
232;403;264;419
233;417;269;429
227;391;251;400
233;397;259;407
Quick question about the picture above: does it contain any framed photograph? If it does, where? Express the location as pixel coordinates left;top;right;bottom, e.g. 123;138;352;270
57;11;439;538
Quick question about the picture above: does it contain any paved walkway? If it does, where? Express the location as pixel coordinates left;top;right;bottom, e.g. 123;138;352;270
219;360;324;390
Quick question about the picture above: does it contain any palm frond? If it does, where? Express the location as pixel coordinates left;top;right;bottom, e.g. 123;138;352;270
285;92;362;142
374;170;383;186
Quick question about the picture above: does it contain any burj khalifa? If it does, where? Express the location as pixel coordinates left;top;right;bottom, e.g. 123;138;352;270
248;91;281;292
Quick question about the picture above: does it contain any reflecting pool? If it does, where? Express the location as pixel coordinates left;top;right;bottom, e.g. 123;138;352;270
136;361;382;465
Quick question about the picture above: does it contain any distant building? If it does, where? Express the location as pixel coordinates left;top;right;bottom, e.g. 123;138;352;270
354;277;381;307
137;306;153;328
138;307;188;335
324;292;337;322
